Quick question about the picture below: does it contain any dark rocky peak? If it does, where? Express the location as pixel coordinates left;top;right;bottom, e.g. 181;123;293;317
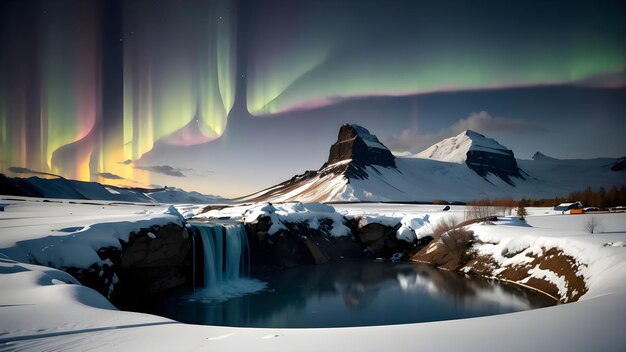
324;124;396;169
532;152;558;161
457;130;524;185
611;157;626;171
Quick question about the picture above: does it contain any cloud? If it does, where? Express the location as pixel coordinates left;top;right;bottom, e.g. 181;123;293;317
94;172;124;180
134;165;187;177
385;129;448;154
384;111;544;153
573;70;626;89
450;111;544;134
7;166;61;178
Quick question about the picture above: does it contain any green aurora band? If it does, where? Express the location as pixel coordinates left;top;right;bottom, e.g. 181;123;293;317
245;1;626;115
0;0;236;184
0;0;624;187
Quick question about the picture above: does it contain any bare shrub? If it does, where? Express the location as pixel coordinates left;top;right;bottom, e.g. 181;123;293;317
432;217;459;237
430;218;475;268
464;204;492;221
440;228;473;255
584;216;601;234
464;197;518;221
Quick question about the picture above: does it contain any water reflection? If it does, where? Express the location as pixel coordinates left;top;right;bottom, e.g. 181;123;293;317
150;261;555;328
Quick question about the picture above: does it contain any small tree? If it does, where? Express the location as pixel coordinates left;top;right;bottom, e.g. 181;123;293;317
516;198;528;220
585;216;600;234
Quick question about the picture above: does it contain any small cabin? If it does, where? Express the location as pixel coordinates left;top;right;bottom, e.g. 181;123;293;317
554;201;583;213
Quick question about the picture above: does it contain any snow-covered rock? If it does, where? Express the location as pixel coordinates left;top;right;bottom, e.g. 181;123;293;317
415;130;511;163
396;214;433;242
0;199;191;300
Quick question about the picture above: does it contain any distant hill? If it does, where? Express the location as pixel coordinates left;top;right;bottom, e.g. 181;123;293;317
0;174;224;204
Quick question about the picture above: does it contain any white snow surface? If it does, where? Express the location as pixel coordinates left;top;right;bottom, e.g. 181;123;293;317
341;154;625;202
396;214;433;242
415;130;511;163
0;197;183;269
1;200;625;351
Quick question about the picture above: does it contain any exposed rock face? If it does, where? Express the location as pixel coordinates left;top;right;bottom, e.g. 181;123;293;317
352;220;427;258
241;124;397;202
459;131;524;184
466;148;523;184
413;231;587;303
64;223;192;309
325;124;396;170
116;224;191;295
245;215;365;272
611;157;626;171
417;130;524;185
243;211;435;272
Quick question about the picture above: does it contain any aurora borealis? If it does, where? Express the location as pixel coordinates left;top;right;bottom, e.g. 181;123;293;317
1;0;236;186
1;0;625;196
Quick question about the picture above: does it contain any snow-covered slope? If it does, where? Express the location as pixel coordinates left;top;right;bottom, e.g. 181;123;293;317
0;200;183;268
242;125;625;203
415;130;511;163
0;174;224;204
414;130;524;184
144;187;224;204
241;124;397;203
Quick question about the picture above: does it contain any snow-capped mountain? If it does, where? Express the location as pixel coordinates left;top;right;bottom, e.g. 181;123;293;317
241;124;399;202
0;174;224;204
415;130;524;184
242;124;625;203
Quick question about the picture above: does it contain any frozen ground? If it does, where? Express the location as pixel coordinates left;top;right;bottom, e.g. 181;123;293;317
1;199;625;351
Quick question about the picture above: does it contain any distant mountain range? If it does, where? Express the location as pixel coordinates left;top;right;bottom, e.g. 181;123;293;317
0;173;223;204
242;124;625;203
2;124;624;204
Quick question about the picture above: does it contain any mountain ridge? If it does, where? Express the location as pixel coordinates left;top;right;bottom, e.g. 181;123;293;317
241;124;625;203
0;173;223;204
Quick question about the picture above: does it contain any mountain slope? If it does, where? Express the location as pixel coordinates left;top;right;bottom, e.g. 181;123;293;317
243;124;625;202
415;130;524;184
0;174;223;204
242;124;398;202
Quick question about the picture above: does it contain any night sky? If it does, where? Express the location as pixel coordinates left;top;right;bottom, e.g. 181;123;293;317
1;0;625;197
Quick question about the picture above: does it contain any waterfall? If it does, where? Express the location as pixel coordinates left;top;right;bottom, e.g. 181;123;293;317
196;222;250;287
188;221;263;302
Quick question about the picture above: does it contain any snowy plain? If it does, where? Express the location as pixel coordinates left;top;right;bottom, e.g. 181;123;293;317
0;198;625;351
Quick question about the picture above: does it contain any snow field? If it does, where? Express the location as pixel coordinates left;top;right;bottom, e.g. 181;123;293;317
0;200;625;351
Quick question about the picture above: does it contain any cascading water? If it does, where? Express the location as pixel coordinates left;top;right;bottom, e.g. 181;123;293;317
188;221;265;303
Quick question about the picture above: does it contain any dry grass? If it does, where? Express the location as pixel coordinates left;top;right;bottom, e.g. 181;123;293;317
436;219;474;257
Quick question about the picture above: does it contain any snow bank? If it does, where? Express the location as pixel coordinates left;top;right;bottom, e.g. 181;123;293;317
0;200;184;270
463;214;626;302
396;214;433;242
196;202;352;238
